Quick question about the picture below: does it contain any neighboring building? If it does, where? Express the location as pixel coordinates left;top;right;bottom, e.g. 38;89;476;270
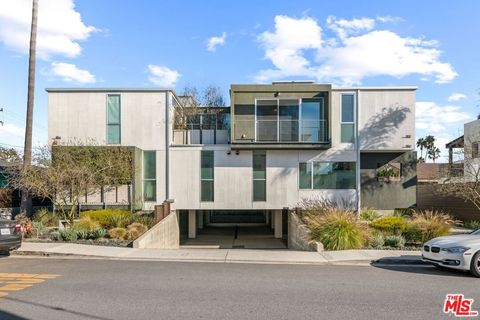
47;82;417;241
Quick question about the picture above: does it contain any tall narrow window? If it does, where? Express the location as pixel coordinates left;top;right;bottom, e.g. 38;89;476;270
252;150;266;201
201;151;214;201
301;99;325;142
341;94;355;143
107;95;121;144
299;162;312;189
143;151;156;201
256;100;278;142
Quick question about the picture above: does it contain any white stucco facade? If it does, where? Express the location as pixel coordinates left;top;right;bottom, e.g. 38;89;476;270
47;85;416;212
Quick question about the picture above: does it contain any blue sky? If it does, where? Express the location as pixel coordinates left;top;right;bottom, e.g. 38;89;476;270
0;0;479;161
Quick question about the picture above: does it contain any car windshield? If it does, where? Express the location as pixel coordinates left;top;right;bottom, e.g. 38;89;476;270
472;229;480;235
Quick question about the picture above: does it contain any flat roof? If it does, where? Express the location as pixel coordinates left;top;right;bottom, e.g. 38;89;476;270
45;88;174;93
332;86;417;91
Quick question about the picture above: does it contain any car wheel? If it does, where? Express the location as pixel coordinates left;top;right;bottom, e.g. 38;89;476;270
470;251;480;278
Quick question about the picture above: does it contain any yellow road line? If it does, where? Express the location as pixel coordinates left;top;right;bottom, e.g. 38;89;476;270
0;273;60;298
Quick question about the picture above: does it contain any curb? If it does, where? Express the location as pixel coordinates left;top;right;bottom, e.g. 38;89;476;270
11;250;426;266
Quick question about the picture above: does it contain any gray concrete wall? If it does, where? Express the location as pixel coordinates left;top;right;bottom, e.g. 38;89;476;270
132;211;179;249
288;212;319;251
360;151;417;209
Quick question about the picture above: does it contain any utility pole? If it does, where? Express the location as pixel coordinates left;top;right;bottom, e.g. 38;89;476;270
20;0;38;216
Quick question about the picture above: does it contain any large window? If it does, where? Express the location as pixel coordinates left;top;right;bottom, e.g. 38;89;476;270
341;94;355;143
299;161;356;189
107;95;121;144
254;98;326;143
301;99;325;142
201;151;214;201
256;100;278;141
143;151;156;201
252;150;266;201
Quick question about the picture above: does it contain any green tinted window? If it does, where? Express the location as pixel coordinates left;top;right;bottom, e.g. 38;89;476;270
341;124;354;143
143;151;156;179
299;162;312;189
143;151;156;201
253;151;266;201
201;151;214;201
300;162;355;189
107;95;121;144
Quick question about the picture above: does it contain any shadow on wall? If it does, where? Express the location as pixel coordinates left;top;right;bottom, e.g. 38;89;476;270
359;104;410;150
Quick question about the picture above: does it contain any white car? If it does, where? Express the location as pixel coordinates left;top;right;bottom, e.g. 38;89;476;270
422;229;480;277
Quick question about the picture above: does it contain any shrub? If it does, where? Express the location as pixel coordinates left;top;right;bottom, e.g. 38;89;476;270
409;210;453;243
33;208;59;227
369;233;385;249
464;220;480;231
31;221;48;238
50;231;61;241
132;214;156;229
126;222;148;240
360;208;380;222
369;216;408;235
90;228;107;239
298;197;355;220
59;229;78;241
305;209;367;250
384;235;406;248
73;217;101;232
405;223;423;243
80;209;132;229
109;228;127;240
393;208;414;217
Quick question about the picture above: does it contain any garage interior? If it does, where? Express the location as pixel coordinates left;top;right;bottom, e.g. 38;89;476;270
179;210;288;249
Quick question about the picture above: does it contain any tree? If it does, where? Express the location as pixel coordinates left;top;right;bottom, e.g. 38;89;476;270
8;144;133;226
21;0;38;216
427;146;441;163
416;137;426;162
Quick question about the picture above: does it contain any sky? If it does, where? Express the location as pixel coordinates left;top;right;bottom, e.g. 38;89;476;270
0;0;479;162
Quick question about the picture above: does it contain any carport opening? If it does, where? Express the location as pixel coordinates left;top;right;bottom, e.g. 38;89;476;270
179;210;287;249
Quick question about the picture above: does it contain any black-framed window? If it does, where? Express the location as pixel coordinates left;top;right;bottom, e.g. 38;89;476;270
299;161;356;189
253;150;266;201
201;151;214;201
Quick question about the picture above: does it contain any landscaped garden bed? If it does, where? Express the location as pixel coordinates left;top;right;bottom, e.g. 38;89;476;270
16;208;156;247
298;198;478;251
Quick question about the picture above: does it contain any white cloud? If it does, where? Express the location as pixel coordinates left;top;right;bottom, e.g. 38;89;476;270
447;93;467;102
207;32;227;52
376;16;404;23
256;15;457;85
50;62;96;83
326;16;375;38
0;0;97;59
0;123;24;140
416;101;471;133
147;64;181;87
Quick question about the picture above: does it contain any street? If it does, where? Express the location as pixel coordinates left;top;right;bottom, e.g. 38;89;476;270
0;257;478;319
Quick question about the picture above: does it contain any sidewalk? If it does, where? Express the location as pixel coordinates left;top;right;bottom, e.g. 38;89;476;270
11;242;423;266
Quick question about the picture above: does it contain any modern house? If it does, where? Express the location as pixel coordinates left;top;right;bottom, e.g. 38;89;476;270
47;82;417;245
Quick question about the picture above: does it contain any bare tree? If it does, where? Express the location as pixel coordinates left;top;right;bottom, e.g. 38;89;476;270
9;144;133;226
439;138;480;211
21;0;38;216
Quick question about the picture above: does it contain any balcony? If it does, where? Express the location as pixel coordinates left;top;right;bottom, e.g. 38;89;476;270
231;98;330;150
173;108;230;145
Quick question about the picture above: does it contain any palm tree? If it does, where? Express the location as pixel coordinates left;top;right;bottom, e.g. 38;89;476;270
416;137;426;161
20;0;38;216
428;146;441;163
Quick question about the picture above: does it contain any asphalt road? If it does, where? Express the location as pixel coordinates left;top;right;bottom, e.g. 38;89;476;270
0;256;478;320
